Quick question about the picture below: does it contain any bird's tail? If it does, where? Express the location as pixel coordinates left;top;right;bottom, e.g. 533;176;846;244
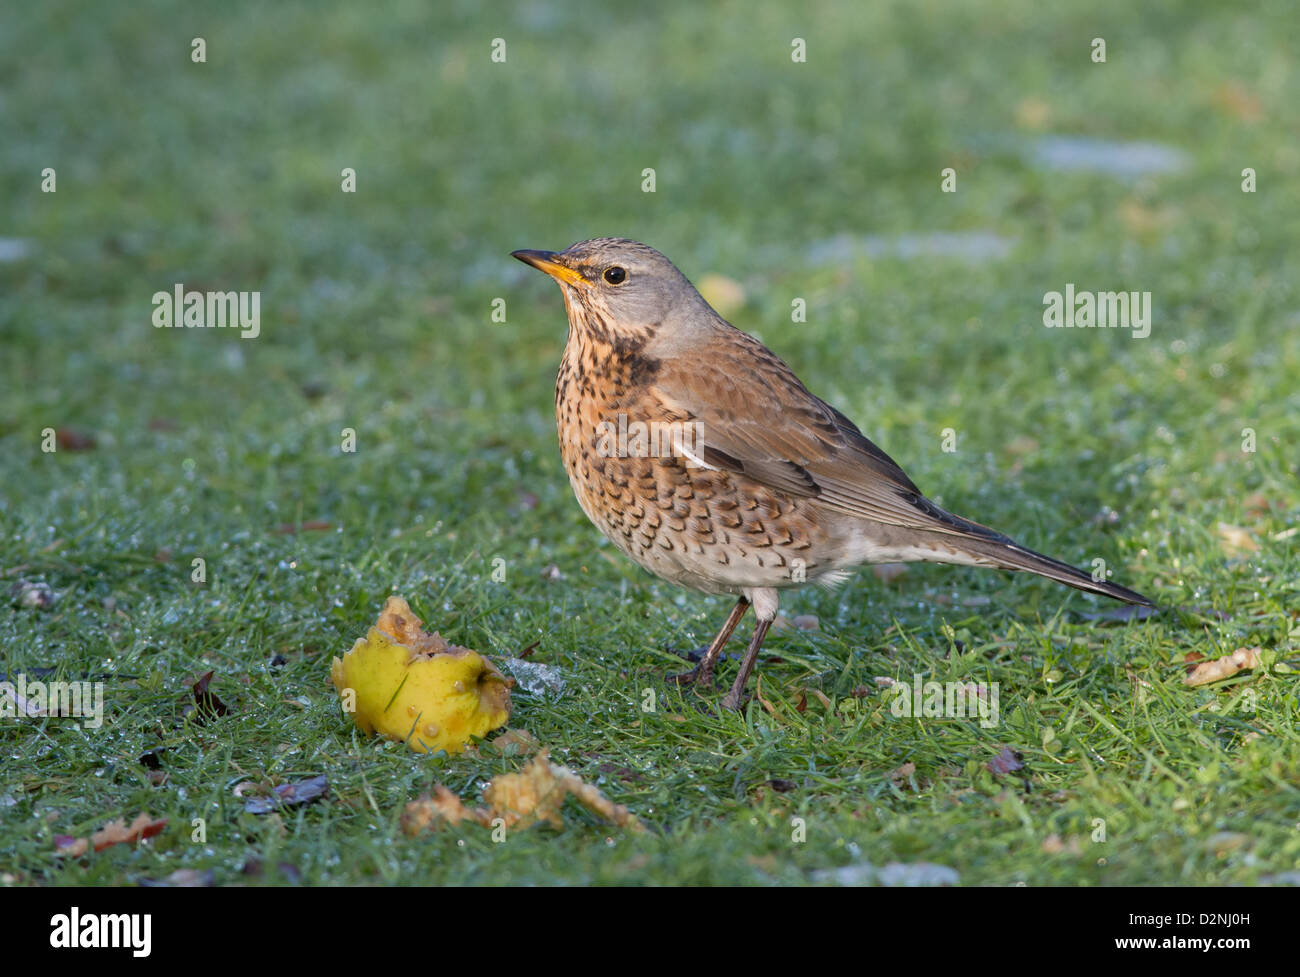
956;535;1153;606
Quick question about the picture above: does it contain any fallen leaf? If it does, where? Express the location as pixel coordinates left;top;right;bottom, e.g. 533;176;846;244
55;812;167;857
888;762;916;788
1217;522;1259;557
1041;834;1082;855
1014;96;1051;130
273;520;333;534
1005;435;1039;456
987;746;1024;775
1184;647;1262;687
55;428;97;451
189;671;230;722
754;675;781;717
242;774;328;814
402;749;643;834
490;727;540;756
1211;81;1262;122
10;579;57;609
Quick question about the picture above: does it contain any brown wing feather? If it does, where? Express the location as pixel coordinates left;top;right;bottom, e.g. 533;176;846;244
650;329;1010;542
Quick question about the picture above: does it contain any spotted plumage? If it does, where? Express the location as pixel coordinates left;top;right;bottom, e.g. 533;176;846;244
514;238;1152;710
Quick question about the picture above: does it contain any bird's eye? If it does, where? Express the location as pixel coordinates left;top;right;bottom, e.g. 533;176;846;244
603;266;627;285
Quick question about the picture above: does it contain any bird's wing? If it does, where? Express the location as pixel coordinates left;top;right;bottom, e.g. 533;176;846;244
648;331;1009;542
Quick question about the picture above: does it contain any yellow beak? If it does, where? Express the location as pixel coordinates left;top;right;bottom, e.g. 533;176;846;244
511;249;588;288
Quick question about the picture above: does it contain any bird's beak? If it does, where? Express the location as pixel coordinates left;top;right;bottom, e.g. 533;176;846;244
511;249;588;288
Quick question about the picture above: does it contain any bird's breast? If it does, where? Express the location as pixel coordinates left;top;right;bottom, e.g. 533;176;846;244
553;335;830;593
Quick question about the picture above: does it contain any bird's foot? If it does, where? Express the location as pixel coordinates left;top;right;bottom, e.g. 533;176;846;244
720;688;747;711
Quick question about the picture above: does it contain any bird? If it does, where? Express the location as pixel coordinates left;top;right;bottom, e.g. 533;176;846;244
513;238;1153;711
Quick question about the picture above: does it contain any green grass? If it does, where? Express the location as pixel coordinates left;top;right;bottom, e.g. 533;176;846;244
2;0;1298;885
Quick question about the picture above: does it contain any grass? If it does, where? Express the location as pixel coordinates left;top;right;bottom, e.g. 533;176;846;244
1;0;1298;885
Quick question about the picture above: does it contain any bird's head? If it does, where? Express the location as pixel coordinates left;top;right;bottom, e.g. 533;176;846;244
512;238;713;347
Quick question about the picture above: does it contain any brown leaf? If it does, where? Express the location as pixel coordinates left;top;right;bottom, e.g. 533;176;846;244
1184;647;1262;687
1211;81;1262;122
888;762;917;788
55;427;97;451
56;812;167;857
403;749;643;834
189;671;229;721
242;774;328;814
490;727;540;756
10;579;58;610
1041;834;1082;855
987;746;1024;776
1217;522;1259;557
273;520;333;534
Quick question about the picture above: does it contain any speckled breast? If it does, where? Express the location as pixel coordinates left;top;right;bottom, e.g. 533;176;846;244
553;334;826;594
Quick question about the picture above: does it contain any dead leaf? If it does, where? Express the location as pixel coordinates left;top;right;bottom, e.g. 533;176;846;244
402;749;643;834
1211;81;1262;122
242;774;328;814
188;671;229;722
1217;522;1259;557
10;579;57;610
1014;96;1051;130
754;675;781;717
273;520;333;534
888;762;917;788
1005;436;1039;456
987;746;1024;776
1042;834;1082;855
55;428;97;451
491;727;540;756
55;812;167;857
1184;647;1262;687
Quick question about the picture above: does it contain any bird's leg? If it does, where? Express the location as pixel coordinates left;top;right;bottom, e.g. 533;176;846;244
721;616;774;711
669;597;750;689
